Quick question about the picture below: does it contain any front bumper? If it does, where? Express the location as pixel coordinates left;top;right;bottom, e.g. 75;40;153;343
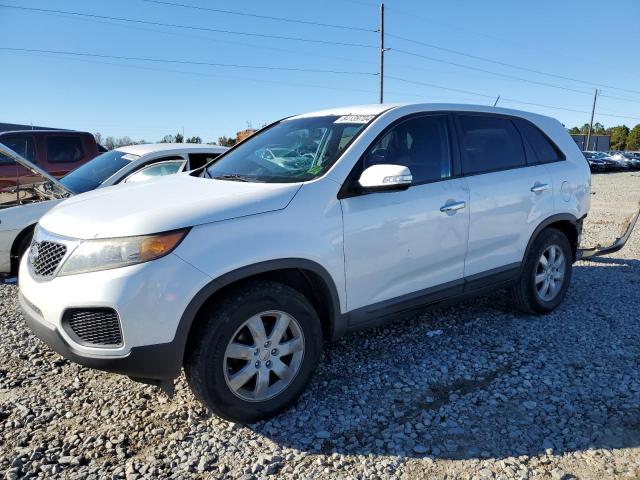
20;291;182;379
18;251;212;380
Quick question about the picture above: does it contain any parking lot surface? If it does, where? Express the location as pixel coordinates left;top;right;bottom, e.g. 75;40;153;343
1;171;640;479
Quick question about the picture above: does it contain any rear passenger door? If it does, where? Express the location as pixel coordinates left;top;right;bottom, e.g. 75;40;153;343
455;113;554;278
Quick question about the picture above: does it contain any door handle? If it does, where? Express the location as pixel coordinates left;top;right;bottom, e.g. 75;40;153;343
440;201;466;213
531;183;550;193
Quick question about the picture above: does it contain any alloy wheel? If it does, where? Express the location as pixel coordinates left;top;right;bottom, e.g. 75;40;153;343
535;245;566;302
223;310;305;402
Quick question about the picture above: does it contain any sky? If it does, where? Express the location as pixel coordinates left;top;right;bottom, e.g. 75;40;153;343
1;0;639;143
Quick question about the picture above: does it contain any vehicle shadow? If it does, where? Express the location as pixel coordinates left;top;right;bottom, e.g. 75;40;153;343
245;257;640;460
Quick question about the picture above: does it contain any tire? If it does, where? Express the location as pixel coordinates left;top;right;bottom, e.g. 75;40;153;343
184;280;323;423
511;228;573;314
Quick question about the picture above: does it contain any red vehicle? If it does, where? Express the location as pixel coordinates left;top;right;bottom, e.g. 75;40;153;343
0;130;99;190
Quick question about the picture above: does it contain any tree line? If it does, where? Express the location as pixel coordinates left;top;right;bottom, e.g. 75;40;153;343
568;123;640;150
94;132;204;150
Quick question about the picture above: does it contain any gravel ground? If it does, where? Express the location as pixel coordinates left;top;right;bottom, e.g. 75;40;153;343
2;171;640;479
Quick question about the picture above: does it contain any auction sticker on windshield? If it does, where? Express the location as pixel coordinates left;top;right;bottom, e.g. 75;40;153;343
334;115;376;124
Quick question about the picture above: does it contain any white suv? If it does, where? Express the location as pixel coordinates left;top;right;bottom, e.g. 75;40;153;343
19;104;591;423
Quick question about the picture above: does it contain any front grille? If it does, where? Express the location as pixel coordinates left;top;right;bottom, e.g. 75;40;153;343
29;241;67;277
62;308;123;347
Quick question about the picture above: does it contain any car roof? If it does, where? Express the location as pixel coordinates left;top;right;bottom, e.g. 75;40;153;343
289;103;558;124
0;129;92;136
115;143;229;156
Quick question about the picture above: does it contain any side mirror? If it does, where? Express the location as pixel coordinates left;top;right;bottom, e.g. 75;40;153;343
357;164;412;192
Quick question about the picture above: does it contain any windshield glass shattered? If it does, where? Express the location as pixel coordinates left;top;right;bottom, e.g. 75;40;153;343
206;115;373;183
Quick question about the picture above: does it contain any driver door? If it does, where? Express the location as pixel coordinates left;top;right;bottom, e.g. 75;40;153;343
340;113;470;318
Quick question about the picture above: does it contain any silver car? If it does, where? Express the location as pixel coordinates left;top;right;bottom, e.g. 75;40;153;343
0;143;228;277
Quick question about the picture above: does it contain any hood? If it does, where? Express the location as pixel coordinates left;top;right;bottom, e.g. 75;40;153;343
0;142;72;196
39;173;302;239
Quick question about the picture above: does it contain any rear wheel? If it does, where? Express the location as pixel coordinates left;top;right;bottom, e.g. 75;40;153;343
511;228;573;314
184;280;322;423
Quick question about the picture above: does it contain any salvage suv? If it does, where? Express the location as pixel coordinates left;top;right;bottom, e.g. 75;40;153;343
19;104;591;423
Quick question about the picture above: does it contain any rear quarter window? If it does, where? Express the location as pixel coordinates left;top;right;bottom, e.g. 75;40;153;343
514;119;565;164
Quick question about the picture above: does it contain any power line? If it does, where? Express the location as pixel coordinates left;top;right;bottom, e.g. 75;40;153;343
386;75;495;99
140;0;377;32
387;33;640;97
0;47;376;75
391;48;595;96
0;3;377;49
38;9;376;67
386;76;640;121
0;48;484;102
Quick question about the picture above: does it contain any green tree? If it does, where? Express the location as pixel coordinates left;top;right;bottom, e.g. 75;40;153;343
175;132;184;143
217;136;236;147
609;125;630;150
159;134;175;143
186;136;202;144
568;127;580;134
627;124;640;150
592;122;606;135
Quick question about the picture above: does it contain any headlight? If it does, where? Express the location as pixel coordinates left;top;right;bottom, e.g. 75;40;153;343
59;229;189;276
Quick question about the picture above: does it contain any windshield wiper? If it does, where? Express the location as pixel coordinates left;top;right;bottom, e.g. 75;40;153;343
212;174;254;182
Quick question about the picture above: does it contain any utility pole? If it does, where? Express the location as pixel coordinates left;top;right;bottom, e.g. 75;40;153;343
585;89;599;151
493;95;500;107
379;3;385;104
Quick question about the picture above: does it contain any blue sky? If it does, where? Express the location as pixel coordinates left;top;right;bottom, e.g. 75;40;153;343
1;0;639;143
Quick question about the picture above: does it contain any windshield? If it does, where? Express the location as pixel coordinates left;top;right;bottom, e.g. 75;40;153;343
206;115;372;183
60;150;137;193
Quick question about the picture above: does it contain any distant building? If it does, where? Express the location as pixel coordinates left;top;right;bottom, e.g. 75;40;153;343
236;129;257;143
571;134;610;151
0;122;61;133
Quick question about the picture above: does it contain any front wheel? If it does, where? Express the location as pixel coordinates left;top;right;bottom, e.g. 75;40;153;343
511;228;573;314
184;280;322;423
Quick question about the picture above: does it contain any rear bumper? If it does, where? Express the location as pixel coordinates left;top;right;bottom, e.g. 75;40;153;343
20;291;182;379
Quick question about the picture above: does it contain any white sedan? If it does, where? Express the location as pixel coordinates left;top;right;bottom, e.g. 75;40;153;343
0;143;228;277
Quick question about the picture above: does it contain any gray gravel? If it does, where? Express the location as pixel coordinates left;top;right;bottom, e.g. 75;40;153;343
2;171;640;479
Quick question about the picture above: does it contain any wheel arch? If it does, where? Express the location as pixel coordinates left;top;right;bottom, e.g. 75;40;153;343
10;223;36;276
523;214;580;266
175;258;344;368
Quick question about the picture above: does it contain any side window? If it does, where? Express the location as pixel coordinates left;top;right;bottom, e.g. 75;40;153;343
0;136;35;164
46;136;84;163
124;161;184;183
362;115;452;184
189;153;221;170
515;119;565;164
458;115;526;175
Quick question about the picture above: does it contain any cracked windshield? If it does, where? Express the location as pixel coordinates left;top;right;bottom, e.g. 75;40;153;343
206;115;371;183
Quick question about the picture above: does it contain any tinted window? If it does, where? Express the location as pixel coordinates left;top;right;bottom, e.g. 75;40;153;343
189;152;221;170
363;115;452;184
515;120;564;163
60;150;133;193
46;136;84;163
0;136;35;164
458;115;526;174
125;161;184;183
